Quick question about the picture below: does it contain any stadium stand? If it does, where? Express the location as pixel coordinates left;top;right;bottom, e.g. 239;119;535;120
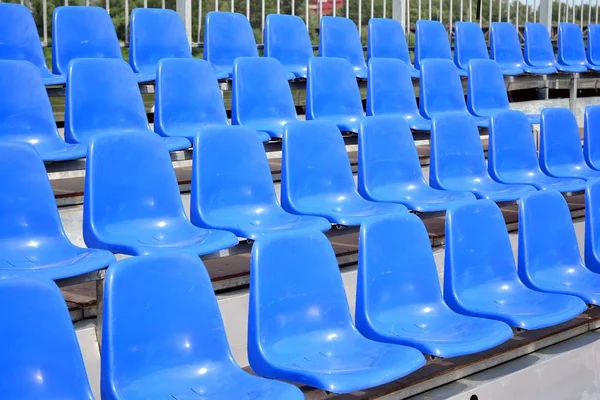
415;20;468;76
319;16;368;79
248;230;426;393
524;22;588;73
0;3;65;85
264;14;313;79
454;21;509;74
558;22;600;72
367;18;420;77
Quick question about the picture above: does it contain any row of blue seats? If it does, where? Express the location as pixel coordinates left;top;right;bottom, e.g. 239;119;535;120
6;185;600;398
1;55;535;163
5;98;600;281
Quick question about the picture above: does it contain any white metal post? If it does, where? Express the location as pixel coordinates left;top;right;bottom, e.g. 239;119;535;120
539;0;552;32
177;0;193;45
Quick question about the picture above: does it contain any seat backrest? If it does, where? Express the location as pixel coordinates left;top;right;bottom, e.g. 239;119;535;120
249;230;355;347
454;22;490;70
524;22;556;66
445;199;520;294
0;143;69;244
586;179;600;269
306;57;364;121
0;277;94;399
129;8;192;75
191;125;279;221
467;59;510;115
488;110;541;178
357;214;443;320
539;108;586;172
558;23;588;67
232;57;297;126
430;113;488;186
587;24;600;64
319;16;367;71
367;18;411;63
264;14;313;67
0;4;51;73
52;6;123;75
155;58;227;136
281;120;358;206
366;58;420;118
518;191;582;274
0;60;62;146
414;20;453;70
203;11;258;68
102;252;238;393
489;22;526;66
419;58;468;118
65;58;150;144
584;105;600;169
358;115;426;196
84;133;186;239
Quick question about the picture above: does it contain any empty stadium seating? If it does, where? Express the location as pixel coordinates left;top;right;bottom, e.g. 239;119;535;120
587;24;600;67
53;6;155;83
281;120;408;225
232;57;299;139
455;21;515;75
0;278;95;399
102;252;305;400
248;230;426;393
319;16;368;79
264;14;313;79
488;110;586;192
415;20;468;76
367;18;420;77
445;199;587;329
306;57;365;133
356;214;514;357
467;59;540;124
0;60;86;160
366;58;431;130
518;190;600;305
540;108;600;180
558;23;600;72
0;3;65;85
358;116;475;212
83;132;239;256
430;113;537;201
129;8;192;76
524;22;586;73
190;125;331;239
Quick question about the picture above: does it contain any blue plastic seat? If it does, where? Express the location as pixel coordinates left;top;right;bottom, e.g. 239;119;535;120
356;214;513;357
415;20;467;76
489;22;556;74
281;120;408;225
319;16;368;79
52;6;154;83
419;59;489;127
102;252;304;400
84;132;238;256
264;14;313;79
430;113;536;201
586;24;600;67
367;18;420;78
129;8;192;76
0;278;95;399
558;23;598;72
358;116;475;212
467;59;540;124
0;3;65;85
445;199;587;329
540;108;600;180
191;125;331;239
249;230;425;393
584;105;600;170
454;22;512;75
65;58;190;151
524;22;586;73
518;190;600;305
585;179;600;273
232;57;298;139
306;57;365;133
0;143;114;280
366;58;431;131
488;110;586;192
0;60;86;161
